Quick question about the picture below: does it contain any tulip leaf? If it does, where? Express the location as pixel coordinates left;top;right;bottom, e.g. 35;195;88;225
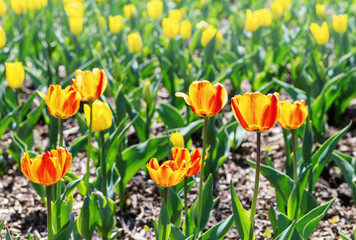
273;78;307;101
76;194;99;240
68;134;88;158
339;232;352;240
167;187;184;227
202;214;234;240
95;193;117;239
54;213;75;240
53;196;73;234
268;205;292;237
157;199;171;240
63;172;86;197
157;103;186;130
170;224;187;240
5;227;13;240
0;112;14;143
274;221;296;240
230;182;253;240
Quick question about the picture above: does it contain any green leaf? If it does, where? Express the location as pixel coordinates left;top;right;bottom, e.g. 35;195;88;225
54;213;74;240
302;117;313;166
76;194;98;240
170;224;187;240
5;227;13;240
202;214;234;240
0;219;4;232
157;199;171;240
230;181;253;240
95;193;117;239
53;196;73;234
63;172;86;196
268;206;292;237
167;188;183;226
339;232;352;240
157;103;186;130
68;134;88;158
273;78;307;100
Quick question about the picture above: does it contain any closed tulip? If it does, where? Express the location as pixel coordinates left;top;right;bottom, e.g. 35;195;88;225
171;147;202;177
142;80;152;104
127;32;143;54
162;17;180;39
147;0;163;19
170;131;184;148
231;92;281;132
310;21;329;46
21;148;72;186
180;20;192;39
10;0;27;14
245;9;261;32
201;25;223;50
109;15;123;34
0;1;7;16
278;100;308;130
6;62;24;89
255;9;272;26
72;68;108;101
176;80;227;118
332;14;347;34
84;100;112;131
69;16;83;35
64;1;83;17
0;26;5;48
37;85;81;119
315;4;325;19
169;9;183;22
271;2;283;20
124;4;136;19
146;158;186;187
275;0;290;11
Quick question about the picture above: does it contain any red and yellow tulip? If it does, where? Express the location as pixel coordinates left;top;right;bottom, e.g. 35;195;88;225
278;100;308;130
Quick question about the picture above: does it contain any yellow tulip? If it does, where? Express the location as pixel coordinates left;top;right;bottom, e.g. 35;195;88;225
169;9;184;22
72;68;107;101
201;25;223;50
0;1;7;16
84;100;112;132
109;15;123;34
271;2;283;20
170;131;184;148
142;80;152;104
180;20;192;39
245;9;261;32
98;16;107;31
310;21;329;46
147;0;163;19
10;0;27;14
275;0;290;11
124;4;136;19
5;62;25;89
255;9;272;27
0;26;5;48
332;14;347;34
162;17;180;39
64;1;83;18
128;32;143;54
315;4;325;19
69;16;83;35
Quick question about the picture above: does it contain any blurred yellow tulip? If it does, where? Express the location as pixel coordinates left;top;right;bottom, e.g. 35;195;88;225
310;21;329;46
109;15;123;34
128;32;143;54
69;16;83;35
0;26;5;48
332;14;347;34
201;25;222;50
169;9;184;22
98;16;107;31
180;20;192;39
275;0;290;11
170;131;184;148
84;100;112;132
147;0;163;19
124;4;137;19
162;17;180;39
6;62;25;89
271;2;283;20
64;1;83;18
245;9;261;32
10;0;27;14
255;9;272;26
315;4;325;19
0;1;7;16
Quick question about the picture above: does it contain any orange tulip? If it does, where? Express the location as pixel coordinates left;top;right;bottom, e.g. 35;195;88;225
146;158;186;187
21;148;72;186
231;92;281;132
176;80;227;117
37;85;81;119
171;147;202;177
72;68;107;101
278;100;308;129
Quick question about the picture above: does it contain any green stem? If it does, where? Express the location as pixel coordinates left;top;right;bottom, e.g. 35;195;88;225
195;117;208;239
250;132;261;230
85;100;93;195
291;130;298;186
59;119;64;148
164;187;168;203
184;177;189;236
169;39;176;106
46;186;53;240
145;103;150;140
100;131;107;196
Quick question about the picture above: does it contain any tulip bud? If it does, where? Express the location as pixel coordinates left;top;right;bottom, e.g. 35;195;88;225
180;20;192;39
147;0;163;19
169;9;184;22
245;9;261;32
162;17;180;39
98;16;107;32
271;2;283;20
170;131;184;148
124;4;137;19
310;21;329;46
0;26;5;48
128;32;143;54
69;16;83;35
201;25;223;50
109;15;123;34
84;100;112;132
10;0;27;14
142;80;152;104
315;4;325;19
64;1;83;18
0;1;7;16
332;14;347;34
6;62;25;89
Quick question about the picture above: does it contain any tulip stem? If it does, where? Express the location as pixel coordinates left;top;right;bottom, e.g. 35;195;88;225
250;132;261;232
184;176;189;236
169;39;176;106
46;186;53;240
164;187;168;203
59;119;64;148
86;100;93;195
195;117;208;239
100;131;107;196
291;130;298;186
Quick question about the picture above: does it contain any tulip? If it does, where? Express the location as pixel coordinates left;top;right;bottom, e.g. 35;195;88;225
332;14;347;34
231;92;281;132
0;26;5;48
310;21;329;46
84;100;112;132
72;68;107;101
201;25;223;50
245;9;261;32
146;158;186;187
109;15;123;34
124;4;136;19
64;1;83;17
147;0;163;19
171;147;202;177
315;4;325;19
162;17;180;39
37;85;81;120
176;80;227;118
127;32;143;54
98;16;107;31
180;20;192;39
169;9;184;22
142;80;152;104
271;2;283;20
278;100;308;130
10;0;27;14
275;0;290;11
170;131;184;148
256;9;272;27
0;0;7;16
69;16;83;35
6;62;25;89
